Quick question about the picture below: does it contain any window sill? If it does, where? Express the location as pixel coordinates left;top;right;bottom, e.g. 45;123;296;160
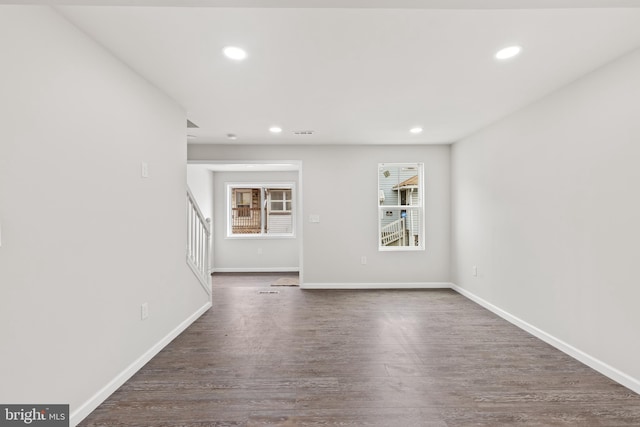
225;234;296;240
378;246;425;252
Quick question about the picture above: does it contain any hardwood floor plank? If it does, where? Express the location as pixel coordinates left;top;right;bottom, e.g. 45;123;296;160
79;274;640;426
246;407;447;427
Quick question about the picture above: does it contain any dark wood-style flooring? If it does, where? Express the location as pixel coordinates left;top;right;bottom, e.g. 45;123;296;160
80;273;640;426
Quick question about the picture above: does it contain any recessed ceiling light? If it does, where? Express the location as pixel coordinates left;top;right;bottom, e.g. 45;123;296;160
226;133;237;140
269;126;283;133
495;45;522;60
410;127;423;134
223;46;247;61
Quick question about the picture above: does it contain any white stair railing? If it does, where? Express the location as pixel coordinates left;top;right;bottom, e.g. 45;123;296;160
381;217;405;246
186;189;211;295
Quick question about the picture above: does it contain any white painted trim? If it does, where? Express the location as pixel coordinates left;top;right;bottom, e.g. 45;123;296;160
450;283;640;395
187;256;212;296
301;282;452;290
297;161;304;287
213;267;300;273
187;159;301;172
47;1;640;10
70;301;212;427
213;267;299;273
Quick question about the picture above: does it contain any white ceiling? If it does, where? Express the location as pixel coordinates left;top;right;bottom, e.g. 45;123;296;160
49;2;640;145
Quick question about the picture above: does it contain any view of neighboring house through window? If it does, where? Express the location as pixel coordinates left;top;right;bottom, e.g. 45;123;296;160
378;163;424;251
269;189;292;213
227;183;294;237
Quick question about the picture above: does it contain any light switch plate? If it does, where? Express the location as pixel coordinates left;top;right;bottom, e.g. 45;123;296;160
141;302;149;320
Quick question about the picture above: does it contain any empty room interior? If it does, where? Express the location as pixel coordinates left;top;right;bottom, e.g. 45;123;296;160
2;1;640;426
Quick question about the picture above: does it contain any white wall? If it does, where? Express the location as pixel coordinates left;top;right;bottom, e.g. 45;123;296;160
212;170;300;272
451;48;640;390
188;144;450;285
187;165;214;220
0;6;210;424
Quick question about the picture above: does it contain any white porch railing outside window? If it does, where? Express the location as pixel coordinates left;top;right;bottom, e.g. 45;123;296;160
187;189;211;295
381;217;405;246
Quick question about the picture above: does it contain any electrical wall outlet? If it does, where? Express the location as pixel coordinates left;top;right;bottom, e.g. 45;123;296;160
141;161;149;178
141;302;149;320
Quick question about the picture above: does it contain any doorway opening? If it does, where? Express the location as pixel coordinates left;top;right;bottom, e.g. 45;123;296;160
187;160;303;285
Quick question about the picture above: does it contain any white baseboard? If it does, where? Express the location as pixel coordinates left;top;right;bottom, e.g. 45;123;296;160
301;282;453;290
213;267;299;273
70;301;212;426
450;283;640;395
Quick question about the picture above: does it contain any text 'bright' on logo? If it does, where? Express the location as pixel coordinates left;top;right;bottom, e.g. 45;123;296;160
1;405;68;426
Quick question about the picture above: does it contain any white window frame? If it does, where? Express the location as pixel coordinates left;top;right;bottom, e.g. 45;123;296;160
226;182;296;239
377;163;425;251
